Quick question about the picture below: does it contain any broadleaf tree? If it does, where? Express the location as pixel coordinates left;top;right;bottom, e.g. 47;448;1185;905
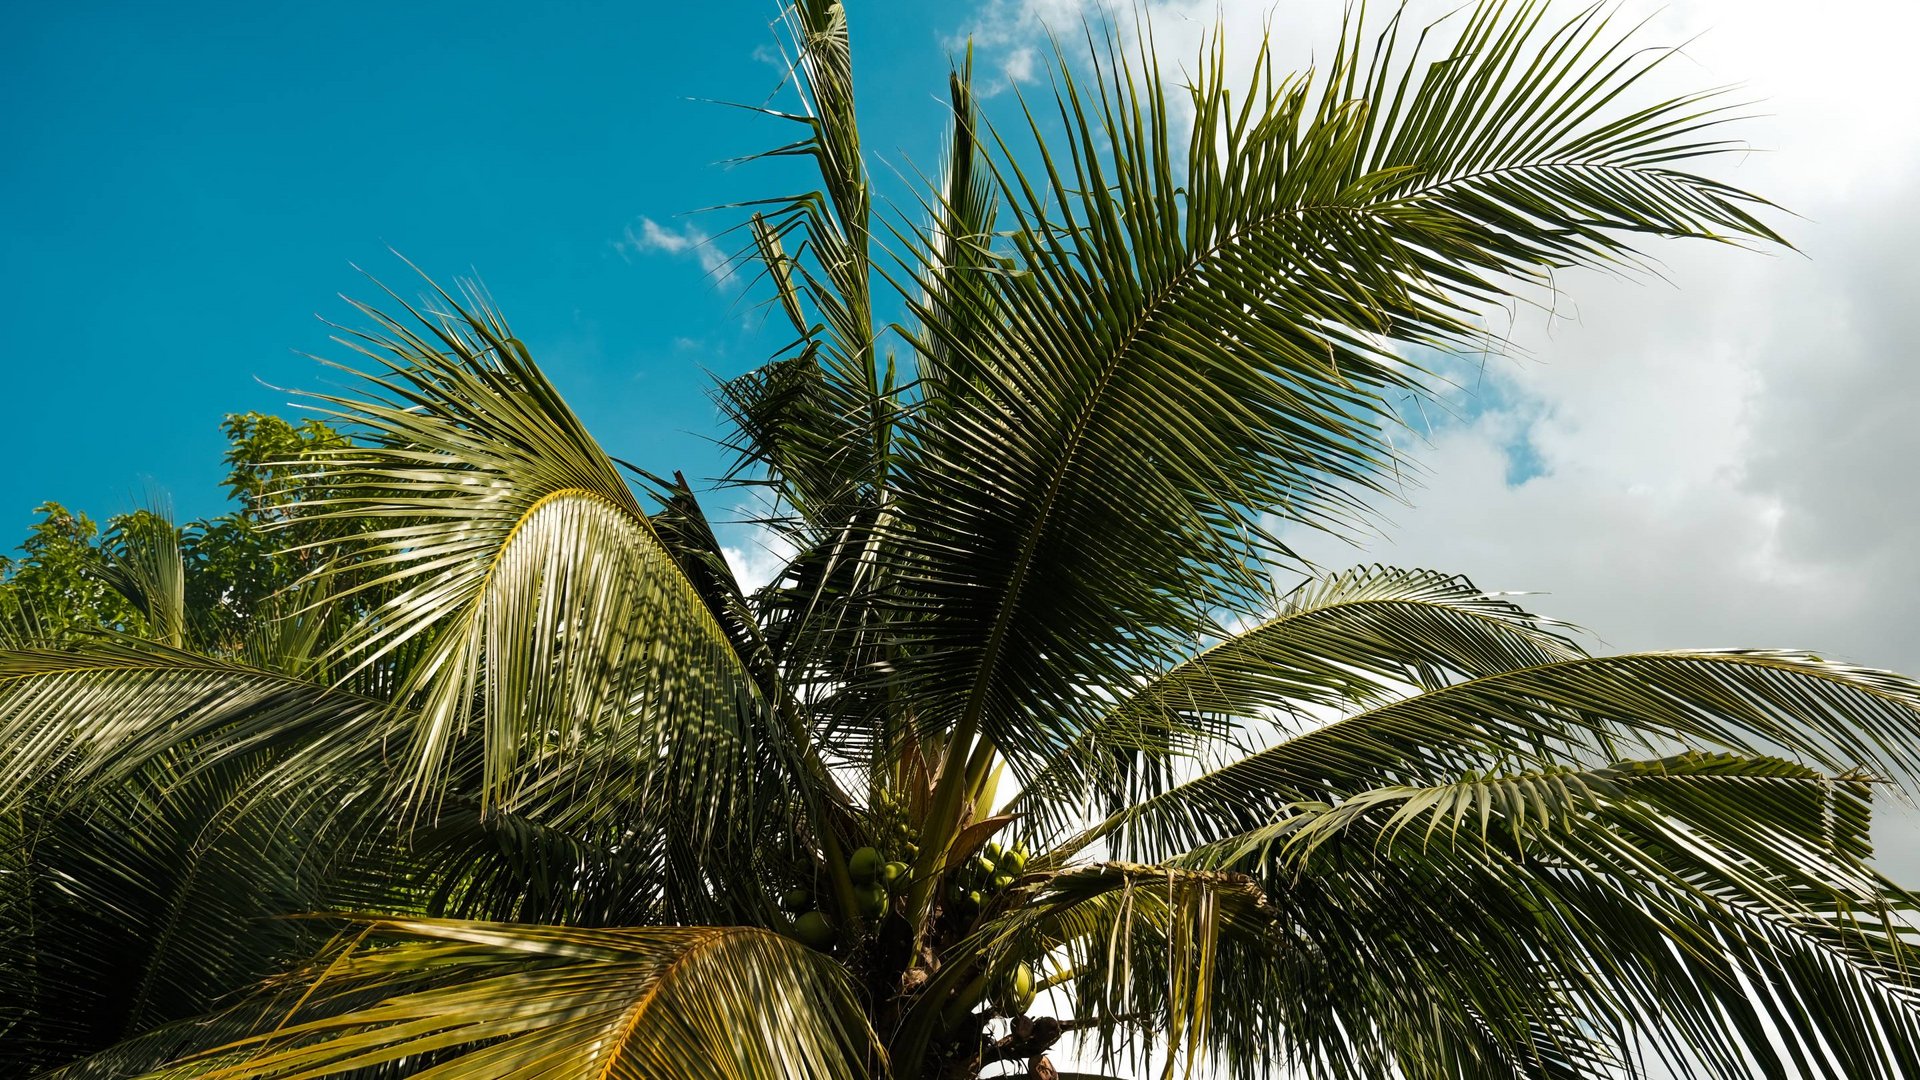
6;3;1920;1078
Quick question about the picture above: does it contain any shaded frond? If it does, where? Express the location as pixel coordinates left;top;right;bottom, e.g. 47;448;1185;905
101;509;188;648
1014;566;1585;847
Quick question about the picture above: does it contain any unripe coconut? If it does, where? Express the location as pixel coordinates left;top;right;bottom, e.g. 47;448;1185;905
849;846;884;883
857;882;890;917
780;887;812;913
881;861;909;890
991;871;1015;891
1015;964;1036;1011
793;911;835;951
1001;846;1028;874
992;961;1036;1014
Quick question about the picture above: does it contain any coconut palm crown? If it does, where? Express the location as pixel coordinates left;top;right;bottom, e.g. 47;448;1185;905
6;2;1920;1078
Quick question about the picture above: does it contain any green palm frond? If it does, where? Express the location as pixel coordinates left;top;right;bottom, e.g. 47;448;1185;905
881;0;1781;793
0;753;356;1074
720;0;889;520
1274;753;1876;878
1013;566;1586;847
0;642;398;811
100;510;188;649
909;51;1000;398
1095;649;1920;861
0;646;413;1074
1215;754;1920;1079
143;919;882;1080
1013;753;1920;1078
288;277;787;838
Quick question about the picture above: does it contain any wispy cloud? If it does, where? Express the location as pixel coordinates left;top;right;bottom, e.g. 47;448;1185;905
615;216;731;282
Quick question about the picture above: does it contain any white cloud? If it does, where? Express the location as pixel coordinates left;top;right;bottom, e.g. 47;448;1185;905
615;216;732;281
718;493;800;595
721;537;792;595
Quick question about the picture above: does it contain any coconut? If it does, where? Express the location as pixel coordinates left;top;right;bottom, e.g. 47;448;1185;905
992;961;1036;1014
793;911;835;951
1011;961;1035;1011
848;846;884;883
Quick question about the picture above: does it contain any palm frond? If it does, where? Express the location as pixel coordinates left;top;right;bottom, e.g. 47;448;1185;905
100;509;188;648
1013;566;1585;847
880;0;1782;783
1093;649;1920;861
720;0;889;519
0;753;359;1074
289;276;785;841
142;919;883;1080
0;642;398;811
1209;754;1920;1080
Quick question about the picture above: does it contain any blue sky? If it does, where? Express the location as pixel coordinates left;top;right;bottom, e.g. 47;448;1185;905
1;1;971;531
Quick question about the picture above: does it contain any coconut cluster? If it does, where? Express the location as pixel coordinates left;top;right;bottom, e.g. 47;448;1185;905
872;787;920;860
782;843;912;952
945;839;1028;917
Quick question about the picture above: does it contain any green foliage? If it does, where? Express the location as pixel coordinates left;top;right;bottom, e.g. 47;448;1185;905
0;413;352;654
5;3;1920;1080
0;503;143;640
184;413;354;651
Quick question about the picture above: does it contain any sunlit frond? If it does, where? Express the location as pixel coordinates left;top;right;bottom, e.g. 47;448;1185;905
0;643;397;811
289;278;784;842
101;510;187;648
144;920;883;1080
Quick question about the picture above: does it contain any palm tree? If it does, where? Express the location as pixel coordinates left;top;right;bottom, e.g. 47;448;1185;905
6;2;1920;1077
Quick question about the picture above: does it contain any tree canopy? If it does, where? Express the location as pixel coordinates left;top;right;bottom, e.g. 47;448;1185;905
4;3;1919;1079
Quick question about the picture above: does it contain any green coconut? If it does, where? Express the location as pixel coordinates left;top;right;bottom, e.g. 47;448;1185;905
992;961;1036;1014
793;911;835;951
849;846;884;883
780;887;812;913
857;882;890;917
881;861;909;889
1011;962;1035;1011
